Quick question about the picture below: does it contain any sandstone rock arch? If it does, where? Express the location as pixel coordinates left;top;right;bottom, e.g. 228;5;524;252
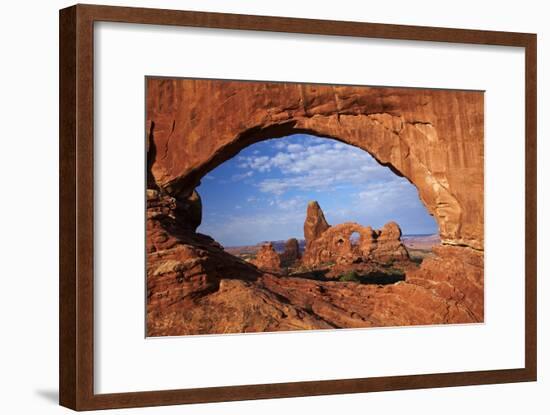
146;78;484;250
302;201;410;267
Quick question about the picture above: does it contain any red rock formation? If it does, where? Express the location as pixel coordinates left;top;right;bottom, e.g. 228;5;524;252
146;78;484;249
251;243;281;273
302;203;409;267
146;190;261;329
280;238;301;267
146;194;483;336
145;78;485;336
406;245;484;322
148;248;483;336
373;222;410;262
304;201;330;250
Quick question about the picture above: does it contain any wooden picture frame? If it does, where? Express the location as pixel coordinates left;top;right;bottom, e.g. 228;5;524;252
59;4;537;410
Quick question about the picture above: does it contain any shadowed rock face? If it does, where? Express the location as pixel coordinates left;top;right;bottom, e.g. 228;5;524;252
302;203;410;267
147;78;484;249
145;78;484;336
280;238;301;267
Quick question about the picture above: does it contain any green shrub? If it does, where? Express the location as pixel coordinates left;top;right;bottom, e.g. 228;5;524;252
339;271;361;282
385;267;405;277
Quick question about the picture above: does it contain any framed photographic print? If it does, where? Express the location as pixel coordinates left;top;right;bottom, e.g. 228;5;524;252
59;4;537;411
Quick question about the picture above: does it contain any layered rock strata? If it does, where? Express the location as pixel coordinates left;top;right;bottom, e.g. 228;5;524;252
148;250;483;336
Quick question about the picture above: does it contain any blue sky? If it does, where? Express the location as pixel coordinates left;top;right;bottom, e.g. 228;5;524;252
196;134;437;246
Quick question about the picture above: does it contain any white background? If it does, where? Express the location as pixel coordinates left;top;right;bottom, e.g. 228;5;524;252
95;22;525;393
0;0;547;414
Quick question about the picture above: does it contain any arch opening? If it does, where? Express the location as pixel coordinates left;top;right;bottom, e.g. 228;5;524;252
192;133;438;279
349;231;360;243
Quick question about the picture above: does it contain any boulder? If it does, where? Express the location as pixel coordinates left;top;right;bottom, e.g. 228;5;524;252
251;243;282;273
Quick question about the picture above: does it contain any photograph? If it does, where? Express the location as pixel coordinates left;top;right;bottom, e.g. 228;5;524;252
145;78;485;337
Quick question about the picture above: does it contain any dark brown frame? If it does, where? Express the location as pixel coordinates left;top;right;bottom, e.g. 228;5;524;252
59;3;537;411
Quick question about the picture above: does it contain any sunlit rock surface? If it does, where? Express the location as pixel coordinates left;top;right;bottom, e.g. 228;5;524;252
147;78;484;249
145;78;484;336
251;242;282;274
302;202;409;267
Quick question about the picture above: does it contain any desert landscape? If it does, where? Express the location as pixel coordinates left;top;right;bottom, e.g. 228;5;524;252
227;226;440;275
146;78;484;336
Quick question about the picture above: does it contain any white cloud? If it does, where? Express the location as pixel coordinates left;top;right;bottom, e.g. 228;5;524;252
199;208;306;246
286;143;303;153
275;196;305;211
231;171;253;181
240;155;271;172
238;139;389;195
358;180;409;201
356;179;421;208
